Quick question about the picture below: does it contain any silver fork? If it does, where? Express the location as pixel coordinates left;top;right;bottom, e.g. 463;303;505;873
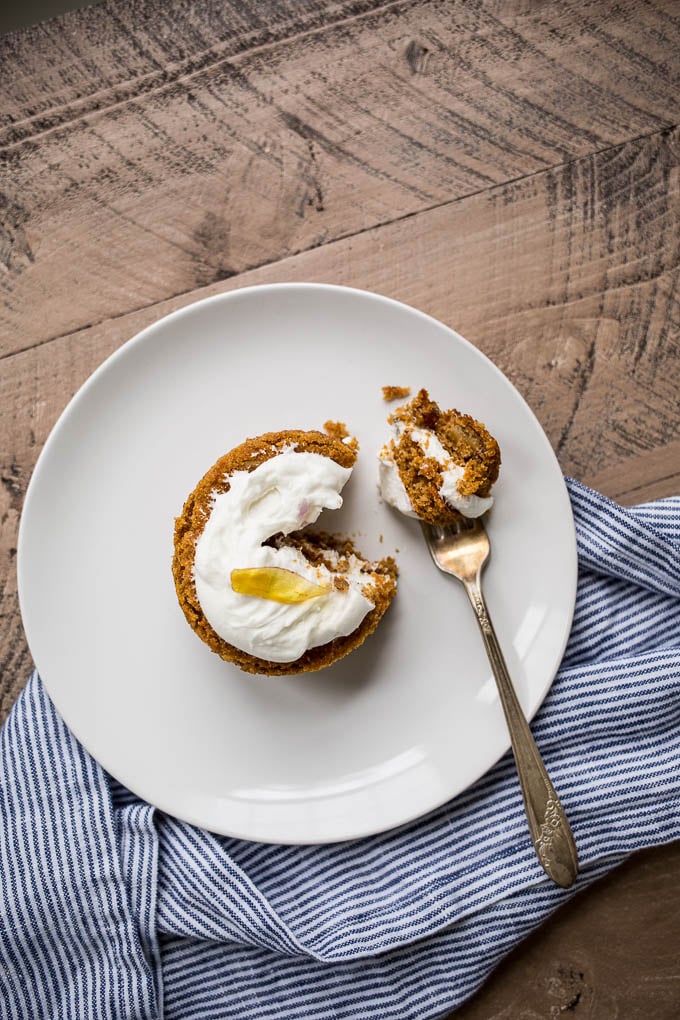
422;516;579;888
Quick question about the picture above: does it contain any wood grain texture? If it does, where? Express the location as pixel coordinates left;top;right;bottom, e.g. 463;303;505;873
2;124;679;717
1;0;395;123
2;0;680;352
453;841;680;1019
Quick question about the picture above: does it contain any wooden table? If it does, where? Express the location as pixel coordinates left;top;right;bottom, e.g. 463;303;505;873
2;1;679;1015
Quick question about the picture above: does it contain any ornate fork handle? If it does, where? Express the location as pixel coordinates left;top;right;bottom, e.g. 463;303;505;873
464;578;579;888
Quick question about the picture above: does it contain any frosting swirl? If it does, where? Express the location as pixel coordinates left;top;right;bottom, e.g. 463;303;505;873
193;449;373;663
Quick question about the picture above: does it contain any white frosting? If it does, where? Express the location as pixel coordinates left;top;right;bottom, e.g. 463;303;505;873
378;455;416;517
378;424;493;519
193;448;374;663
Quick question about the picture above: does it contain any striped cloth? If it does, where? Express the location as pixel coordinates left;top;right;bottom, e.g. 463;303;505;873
2;479;679;1020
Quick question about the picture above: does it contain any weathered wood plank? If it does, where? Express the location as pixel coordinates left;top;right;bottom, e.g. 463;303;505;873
2;125;678;716
450;841;680;1019
2;0;679;353
588;440;680;505
0;0;391;125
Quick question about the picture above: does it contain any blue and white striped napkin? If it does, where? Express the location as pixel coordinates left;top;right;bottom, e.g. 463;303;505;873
2;479;679;1020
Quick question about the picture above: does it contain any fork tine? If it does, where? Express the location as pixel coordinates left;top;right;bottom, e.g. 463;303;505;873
421;515;490;579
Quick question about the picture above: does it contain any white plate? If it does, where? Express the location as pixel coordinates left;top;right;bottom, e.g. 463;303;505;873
18;284;577;844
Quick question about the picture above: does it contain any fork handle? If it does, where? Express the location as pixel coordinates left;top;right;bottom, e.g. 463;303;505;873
464;577;579;889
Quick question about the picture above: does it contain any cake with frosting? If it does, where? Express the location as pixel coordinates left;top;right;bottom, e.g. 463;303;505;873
378;389;500;523
173;426;397;675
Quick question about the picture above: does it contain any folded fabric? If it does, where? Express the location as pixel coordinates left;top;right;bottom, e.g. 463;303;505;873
1;479;679;1020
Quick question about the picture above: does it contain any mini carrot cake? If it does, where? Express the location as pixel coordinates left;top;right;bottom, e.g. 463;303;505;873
378;389;501;523
173;427;397;675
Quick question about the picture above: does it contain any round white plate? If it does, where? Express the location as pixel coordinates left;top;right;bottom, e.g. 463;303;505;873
18;284;577;844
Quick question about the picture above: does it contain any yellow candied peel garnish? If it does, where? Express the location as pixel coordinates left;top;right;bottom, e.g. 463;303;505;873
231;566;332;604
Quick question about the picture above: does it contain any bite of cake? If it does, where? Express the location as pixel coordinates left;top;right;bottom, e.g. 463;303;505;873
378;389;501;523
173;427;397;675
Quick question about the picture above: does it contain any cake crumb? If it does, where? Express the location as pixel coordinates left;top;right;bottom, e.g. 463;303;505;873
382;385;411;402
333;576;350;592
324;420;359;453
324;420;349;440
